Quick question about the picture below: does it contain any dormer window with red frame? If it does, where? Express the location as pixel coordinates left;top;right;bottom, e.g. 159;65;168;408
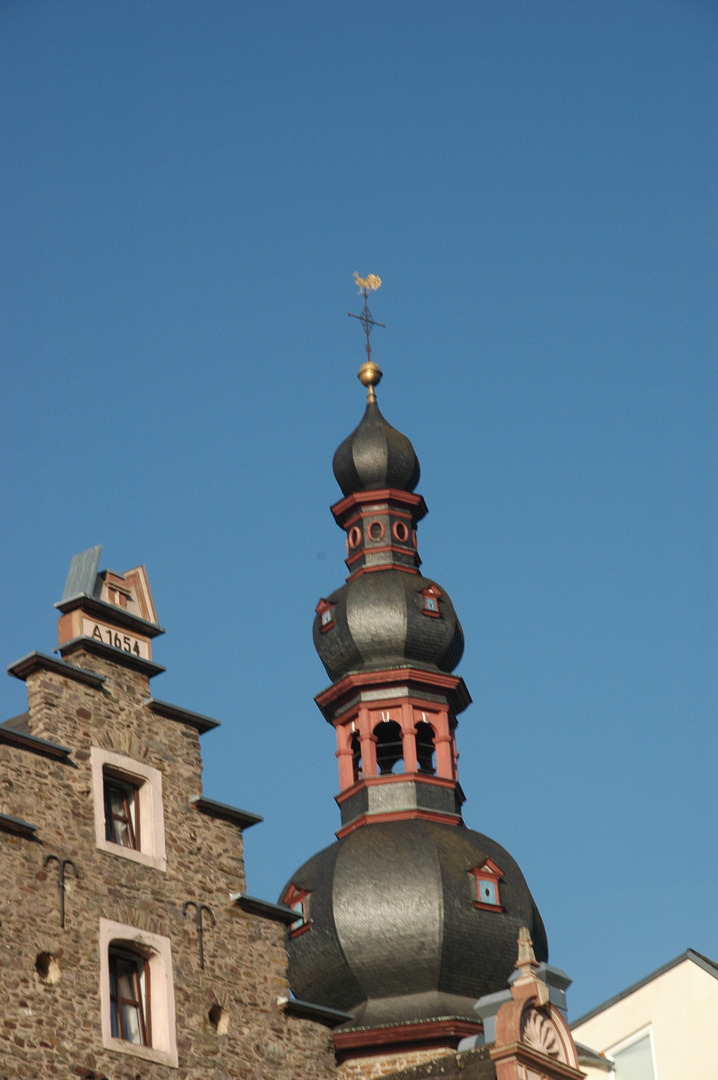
469;858;503;911
283;884;311;937
316;598;336;633
419;584;442;617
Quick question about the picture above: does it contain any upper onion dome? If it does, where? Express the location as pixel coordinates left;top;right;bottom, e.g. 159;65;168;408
333;398;420;497
313;570;464;681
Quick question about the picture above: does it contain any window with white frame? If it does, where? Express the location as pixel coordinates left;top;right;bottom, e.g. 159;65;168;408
91;747;166;871
608;1026;657;1080
109;947;149;1044
104;776;139;849
100;919;177;1067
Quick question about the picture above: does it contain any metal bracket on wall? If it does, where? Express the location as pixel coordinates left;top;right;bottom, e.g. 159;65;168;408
43;854;79;928
183;900;216;969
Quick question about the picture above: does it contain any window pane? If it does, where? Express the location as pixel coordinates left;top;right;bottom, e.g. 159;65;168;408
613;1035;655;1080
104;778;138;849
110;963;120;1038
109;951;147;1046
122;1001;143;1044
479;879;497;905
113;817;132;847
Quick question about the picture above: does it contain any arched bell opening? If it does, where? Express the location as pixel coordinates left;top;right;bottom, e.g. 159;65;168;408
373;720;404;775
415;721;436;775
351;732;362;783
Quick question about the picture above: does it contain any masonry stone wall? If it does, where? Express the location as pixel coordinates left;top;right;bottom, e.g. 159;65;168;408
379;1047;496;1080
337;1045;459;1080
0;645;337;1079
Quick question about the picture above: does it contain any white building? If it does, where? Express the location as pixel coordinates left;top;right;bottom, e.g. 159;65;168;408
571;949;718;1079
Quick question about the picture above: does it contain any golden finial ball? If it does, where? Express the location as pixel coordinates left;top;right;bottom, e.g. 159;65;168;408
358;361;383;389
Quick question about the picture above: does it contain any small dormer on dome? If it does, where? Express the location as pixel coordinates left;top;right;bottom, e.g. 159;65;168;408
332;399;421;497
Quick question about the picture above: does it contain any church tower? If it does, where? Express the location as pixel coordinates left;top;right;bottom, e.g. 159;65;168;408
281;282;549;1078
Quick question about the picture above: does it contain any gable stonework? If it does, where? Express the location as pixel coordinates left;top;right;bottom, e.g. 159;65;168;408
0;646;336;1078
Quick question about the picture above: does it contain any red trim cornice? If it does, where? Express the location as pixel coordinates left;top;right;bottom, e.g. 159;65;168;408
490;1042;585;1079
345;543;414;566
336;808;462;838
333;1017;481;1059
331;489;428;524
315;667;471;719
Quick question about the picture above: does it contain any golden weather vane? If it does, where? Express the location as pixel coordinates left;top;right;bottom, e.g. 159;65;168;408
349;272;384;402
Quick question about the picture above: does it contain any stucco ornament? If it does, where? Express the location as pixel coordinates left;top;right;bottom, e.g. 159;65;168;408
520;1006;565;1061
491;928;583;1080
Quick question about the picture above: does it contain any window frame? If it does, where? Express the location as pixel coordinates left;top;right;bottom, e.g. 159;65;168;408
283;883;311;938
469;858;504;911
100;919;177;1068
419;584;442;618
104;775;140;850
316;598;336;633
109;946;150;1046
607;1024;658;1080
91;747;166;871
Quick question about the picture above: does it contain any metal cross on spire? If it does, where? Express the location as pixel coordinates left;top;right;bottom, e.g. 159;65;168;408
349;273;385;366
349;273;385;402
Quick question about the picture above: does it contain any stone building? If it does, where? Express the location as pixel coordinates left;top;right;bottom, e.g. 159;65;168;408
0;545;342;1079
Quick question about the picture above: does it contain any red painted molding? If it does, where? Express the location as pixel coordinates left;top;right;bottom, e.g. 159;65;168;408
341;506;416;532
336;808;462;838
315;668;471;718
345;543;416;566
331;489;428;524
334;1017;481;1058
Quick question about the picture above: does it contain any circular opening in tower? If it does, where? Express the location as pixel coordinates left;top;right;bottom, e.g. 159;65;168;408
368;520;385;542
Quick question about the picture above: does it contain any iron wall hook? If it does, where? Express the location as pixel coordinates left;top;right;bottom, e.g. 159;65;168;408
183;900;216;969
44;855;79;928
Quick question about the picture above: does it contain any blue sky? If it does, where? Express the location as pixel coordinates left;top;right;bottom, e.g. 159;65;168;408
1;1;715;1019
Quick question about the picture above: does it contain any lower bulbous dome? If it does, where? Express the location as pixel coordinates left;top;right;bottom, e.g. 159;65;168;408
281;820;548;1030
314;570;464;682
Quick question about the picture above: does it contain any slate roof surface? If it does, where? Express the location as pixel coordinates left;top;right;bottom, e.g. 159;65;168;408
333;399;421;497
282;819;547;1031
314;567;464;682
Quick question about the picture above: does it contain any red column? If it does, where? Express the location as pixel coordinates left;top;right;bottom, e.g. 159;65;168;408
434;734;454;779
401;703;418;773
335;725;356;790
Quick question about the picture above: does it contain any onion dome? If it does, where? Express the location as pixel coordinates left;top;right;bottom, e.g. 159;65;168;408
313;570;464;682
280;820;548;1031
333;398;420;497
